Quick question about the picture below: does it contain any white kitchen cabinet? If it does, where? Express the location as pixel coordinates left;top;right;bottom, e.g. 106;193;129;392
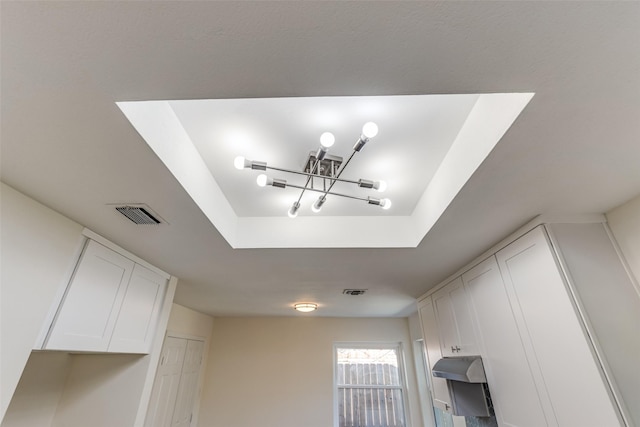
417;220;634;427
418;297;452;414
45;240;135;352
495;226;621;427
463;256;552;427
45;238;169;354
431;277;479;356
109;263;168;353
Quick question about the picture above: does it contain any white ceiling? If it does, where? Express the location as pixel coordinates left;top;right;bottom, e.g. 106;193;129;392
1;2;639;317
171;94;478;218
118;93;532;248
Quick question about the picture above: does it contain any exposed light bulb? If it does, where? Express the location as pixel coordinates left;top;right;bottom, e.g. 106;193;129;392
362;122;379;139
234;156;247;170
288;201;301;218
311;196;326;213
375;180;388;192
320;132;335;148
256;174;268;187
380;198;392;210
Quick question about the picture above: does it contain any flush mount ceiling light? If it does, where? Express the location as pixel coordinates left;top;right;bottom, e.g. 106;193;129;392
234;122;391;218
294;303;318;313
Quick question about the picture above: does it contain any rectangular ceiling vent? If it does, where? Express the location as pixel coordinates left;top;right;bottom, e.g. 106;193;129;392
343;289;367;296
115;204;163;225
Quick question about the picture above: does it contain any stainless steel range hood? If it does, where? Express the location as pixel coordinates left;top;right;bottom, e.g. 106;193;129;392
432;356;487;383
432;356;494;417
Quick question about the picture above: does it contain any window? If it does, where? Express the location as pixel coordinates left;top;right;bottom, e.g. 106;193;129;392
335;344;407;427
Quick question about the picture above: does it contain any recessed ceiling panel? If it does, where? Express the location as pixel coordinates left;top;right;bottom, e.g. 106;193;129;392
169;95;479;217
118;93;533;248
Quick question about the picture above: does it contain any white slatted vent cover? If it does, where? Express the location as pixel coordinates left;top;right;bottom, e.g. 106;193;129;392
343;289;367;295
115;205;162;225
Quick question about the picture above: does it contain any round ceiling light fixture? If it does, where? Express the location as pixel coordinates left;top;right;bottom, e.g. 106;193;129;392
294;303;318;313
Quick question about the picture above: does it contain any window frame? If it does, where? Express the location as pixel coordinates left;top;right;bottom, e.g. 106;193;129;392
333;342;411;427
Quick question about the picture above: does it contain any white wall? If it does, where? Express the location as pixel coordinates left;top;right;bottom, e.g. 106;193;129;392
198;317;422;427
0;183;84;421
51;354;149;427
607;193;640;284
1;352;71;427
167;303;214;339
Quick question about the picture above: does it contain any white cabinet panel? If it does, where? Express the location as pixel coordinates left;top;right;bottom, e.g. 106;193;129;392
432;277;478;356
418;298;452;414
547;223;640;427
45;238;168;354
463;256;552;427
109;264;167;353
46;240;134;352
496;226;621;427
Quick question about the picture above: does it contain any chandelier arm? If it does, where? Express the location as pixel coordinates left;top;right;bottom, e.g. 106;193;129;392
284;183;370;202
294;156;324;204
265;165;363;186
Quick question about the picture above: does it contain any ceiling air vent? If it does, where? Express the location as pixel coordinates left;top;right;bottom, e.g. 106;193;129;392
115;205;162;225
343;289;367;296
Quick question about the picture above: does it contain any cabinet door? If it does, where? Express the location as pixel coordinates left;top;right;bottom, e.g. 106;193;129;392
418;298;452;414
45;240;134;352
432;277;478;356
463;256;552;427
109;264;167;353
496;226;621;427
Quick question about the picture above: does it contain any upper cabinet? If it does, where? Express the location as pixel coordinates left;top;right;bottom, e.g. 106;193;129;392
495;227;620;426
44;238;169;354
418;297;453;414
417;221;636;427
431;277;479;357
462;256;552;427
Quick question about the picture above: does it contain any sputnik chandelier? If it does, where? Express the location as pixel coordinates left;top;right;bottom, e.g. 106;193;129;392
234;122;391;218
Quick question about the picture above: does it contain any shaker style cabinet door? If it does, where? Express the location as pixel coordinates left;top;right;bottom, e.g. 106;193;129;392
109;263;167;353
418;298;453;414
431;277;478;356
45;240;135;352
463;256;552;427
496;226;621;427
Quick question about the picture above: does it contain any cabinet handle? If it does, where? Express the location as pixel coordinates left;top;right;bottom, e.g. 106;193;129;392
445;403;450;411
451;345;461;353
455;346;461;353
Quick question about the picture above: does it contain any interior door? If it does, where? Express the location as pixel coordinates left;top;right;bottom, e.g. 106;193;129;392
145;337;187;427
145;336;205;427
172;340;205;427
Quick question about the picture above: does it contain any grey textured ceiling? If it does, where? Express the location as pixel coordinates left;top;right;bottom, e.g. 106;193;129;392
2;1;639;317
